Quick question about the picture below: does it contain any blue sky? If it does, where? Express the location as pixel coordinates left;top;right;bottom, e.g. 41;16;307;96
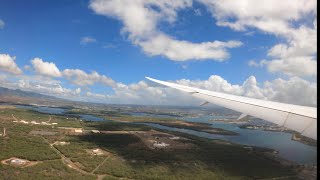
0;0;317;106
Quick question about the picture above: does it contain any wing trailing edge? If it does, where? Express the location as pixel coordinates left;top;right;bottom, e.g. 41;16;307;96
146;77;317;140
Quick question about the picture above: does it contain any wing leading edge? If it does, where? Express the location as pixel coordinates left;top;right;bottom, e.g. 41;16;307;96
146;77;317;140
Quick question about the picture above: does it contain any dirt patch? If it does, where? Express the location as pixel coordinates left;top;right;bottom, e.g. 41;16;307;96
133;130;194;150
98;130;194;150
29;130;58;136
0;105;16;109
85;148;111;156
1;157;39;168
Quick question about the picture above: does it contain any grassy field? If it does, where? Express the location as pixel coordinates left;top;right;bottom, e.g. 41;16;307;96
0;160;96;180
0;108;300;180
76;132;296;180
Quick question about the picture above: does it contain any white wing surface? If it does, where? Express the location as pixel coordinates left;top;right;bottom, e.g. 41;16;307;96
146;77;317;140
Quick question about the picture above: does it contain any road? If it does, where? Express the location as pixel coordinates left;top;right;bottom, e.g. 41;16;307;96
40;136;133;180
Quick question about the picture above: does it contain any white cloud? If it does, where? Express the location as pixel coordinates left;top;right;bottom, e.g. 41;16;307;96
83;75;316;107
139;34;242;61
248;60;261;67
263;77;317;106
31;58;62;77
263;56;317;77
0;74;79;98
199;0;317;77
89;0;242;61
0;54;23;75
80;37;97;45
0;74;7;83
62;69;116;87
17;78;80;98
26;58;117;88
85;91;108;99
75;88;81;94
199;0;316;32
1;67;316;107
0;19;4;29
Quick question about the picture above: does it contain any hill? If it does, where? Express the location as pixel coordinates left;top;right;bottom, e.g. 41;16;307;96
0;86;73;106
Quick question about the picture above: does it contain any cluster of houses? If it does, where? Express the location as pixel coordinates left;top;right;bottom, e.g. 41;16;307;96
12;120;58;126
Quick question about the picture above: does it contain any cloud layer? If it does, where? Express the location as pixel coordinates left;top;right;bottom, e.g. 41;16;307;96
200;0;317;77
82;75;317;107
89;0;317;77
0;54;317;107
89;0;242;61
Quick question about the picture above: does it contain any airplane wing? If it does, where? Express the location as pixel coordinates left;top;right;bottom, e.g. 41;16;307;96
146;77;317;140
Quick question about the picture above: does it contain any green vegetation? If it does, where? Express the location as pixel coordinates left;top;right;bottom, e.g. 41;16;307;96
67;108;236;136
75;133;296;180
83;121;151;131
292;133;317;147
0;107;299;179
0;160;96;180
0;135;59;161
66;108;126;117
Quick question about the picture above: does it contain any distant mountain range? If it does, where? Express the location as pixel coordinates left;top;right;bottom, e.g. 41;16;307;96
0;86;59;99
0;86;73;106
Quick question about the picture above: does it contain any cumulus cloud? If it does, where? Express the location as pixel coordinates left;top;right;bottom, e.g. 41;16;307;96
263;56;317;77
17;78;81;98
1;65;316;107
31;58;62;77
26;58;117;88
263;77;317;106
199;0;317;77
199;0;316;32
139;34;242;61
89;0;242;61
0;19;4;29
0;54;23;75
177;75;316;106
80;37;97;45
82;75;316;107
89;0;316;74
62;69;116;87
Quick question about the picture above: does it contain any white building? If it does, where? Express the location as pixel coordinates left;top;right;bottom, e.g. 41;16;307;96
10;158;27;165
74;129;83;133
92;148;104;156
169;136;180;140
153;141;170;148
